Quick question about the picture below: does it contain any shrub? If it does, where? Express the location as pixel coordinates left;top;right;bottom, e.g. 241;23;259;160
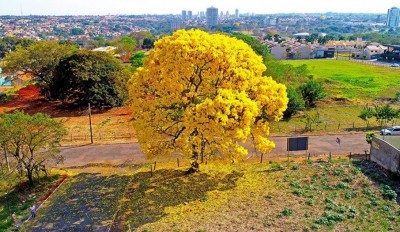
348;207;357;218
269;163;285;172
299;79;326;107
283;86;305;119
290;181;301;188
293;189;304;197
333;168;345;176
322;212;346;224
381;185;397;201
336;181;348;189
345;191;355;200
291;164;299;170
281;207;293;216
306;199;314;206
325;203;335;210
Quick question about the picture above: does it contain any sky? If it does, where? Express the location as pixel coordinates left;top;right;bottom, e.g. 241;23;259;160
0;0;399;16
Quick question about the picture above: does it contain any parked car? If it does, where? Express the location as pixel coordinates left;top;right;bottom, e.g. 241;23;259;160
380;126;400;135
390;63;400;67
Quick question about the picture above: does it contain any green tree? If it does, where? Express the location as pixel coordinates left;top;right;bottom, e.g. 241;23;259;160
3;40;76;87
131;31;153;48
50;50;130;108
358;104;374;128
142;38;155;50
115;36;136;62
0;36;33;59
374;104;399;128
130;52;147;72
0;111;66;187
300;79;326;107
283;86;305;120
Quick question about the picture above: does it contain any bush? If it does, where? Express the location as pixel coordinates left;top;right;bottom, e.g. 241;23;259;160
381;185;397;201
291;164;300;170
333;168;345;176
336;181;348;189
293;189;304;197
348;207;357;218
281;207;293;216
299;79;326;107
283;87;305;119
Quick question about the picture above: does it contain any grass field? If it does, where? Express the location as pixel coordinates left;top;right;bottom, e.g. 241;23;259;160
283;60;400;101
21;159;400;231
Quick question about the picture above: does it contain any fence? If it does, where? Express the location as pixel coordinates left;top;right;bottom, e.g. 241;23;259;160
270;120;396;135
62;131;137;144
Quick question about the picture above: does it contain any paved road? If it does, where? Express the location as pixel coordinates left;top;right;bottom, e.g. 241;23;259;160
60;133;370;167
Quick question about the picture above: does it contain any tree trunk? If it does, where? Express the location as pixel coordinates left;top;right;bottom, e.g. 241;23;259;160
27;168;34;188
3;147;10;172
200;140;206;163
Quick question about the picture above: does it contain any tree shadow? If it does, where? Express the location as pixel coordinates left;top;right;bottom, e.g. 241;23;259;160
352;160;400;205
26;173;131;232
112;169;244;231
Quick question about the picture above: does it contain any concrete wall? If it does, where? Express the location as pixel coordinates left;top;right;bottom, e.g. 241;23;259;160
370;137;400;174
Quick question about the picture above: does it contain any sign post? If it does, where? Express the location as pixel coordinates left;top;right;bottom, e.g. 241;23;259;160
287;137;309;161
336;137;341;154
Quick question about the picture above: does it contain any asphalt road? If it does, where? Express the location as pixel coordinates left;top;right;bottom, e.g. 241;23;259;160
59;133;370;167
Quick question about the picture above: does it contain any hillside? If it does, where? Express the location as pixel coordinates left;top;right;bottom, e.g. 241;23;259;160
283;60;400;101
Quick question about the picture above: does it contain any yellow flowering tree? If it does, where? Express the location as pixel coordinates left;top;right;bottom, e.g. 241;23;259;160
129;29;288;171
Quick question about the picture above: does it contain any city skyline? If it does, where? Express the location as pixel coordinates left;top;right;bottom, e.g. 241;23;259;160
0;0;399;16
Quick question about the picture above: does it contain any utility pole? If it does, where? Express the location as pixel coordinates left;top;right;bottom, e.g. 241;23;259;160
88;103;93;144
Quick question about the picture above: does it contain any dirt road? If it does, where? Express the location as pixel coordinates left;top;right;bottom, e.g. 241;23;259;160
59;133;370;167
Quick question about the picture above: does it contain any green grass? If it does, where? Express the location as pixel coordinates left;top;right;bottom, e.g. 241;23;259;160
283;60;400;100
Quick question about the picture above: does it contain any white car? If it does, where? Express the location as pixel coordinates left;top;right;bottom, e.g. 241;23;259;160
390;63;400;67
380;126;400;135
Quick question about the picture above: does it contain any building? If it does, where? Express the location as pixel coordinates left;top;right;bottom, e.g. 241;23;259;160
235;9;239;18
182;10;187;21
363;45;387;59
188;11;192;20
206;7;218;28
387;7;400;28
171;20;182;31
381;45;400;61
270;46;287;59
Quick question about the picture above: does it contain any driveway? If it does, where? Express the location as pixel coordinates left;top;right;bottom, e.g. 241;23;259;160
59;133;370;167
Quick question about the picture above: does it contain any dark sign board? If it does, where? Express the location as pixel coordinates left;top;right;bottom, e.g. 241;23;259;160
287;137;309;151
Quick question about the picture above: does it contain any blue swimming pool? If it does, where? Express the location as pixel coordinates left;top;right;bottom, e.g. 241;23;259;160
0;77;12;86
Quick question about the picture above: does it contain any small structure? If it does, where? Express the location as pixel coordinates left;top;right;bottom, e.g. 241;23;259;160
381;45;400;61
270;45;287;59
314;48;335;58
370;136;400;174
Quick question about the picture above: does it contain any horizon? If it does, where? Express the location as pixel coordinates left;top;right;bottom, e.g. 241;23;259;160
0;0;399;16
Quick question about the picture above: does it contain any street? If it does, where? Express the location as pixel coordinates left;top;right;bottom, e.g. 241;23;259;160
59;133;370;167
